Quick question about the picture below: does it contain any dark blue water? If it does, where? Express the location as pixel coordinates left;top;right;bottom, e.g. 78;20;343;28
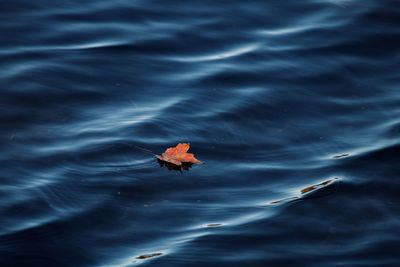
1;0;400;266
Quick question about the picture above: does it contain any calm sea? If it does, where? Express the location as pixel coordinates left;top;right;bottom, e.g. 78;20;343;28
1;0;400;266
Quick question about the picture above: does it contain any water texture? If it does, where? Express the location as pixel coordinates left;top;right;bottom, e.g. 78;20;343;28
1;0;399;266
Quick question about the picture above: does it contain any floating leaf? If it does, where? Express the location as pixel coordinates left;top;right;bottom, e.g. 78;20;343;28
156;143;201;166
300;178;337;194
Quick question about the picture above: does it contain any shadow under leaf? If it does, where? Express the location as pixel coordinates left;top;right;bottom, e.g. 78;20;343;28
157;159;194;172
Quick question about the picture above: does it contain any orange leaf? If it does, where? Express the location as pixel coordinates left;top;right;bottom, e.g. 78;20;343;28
156;143;201;166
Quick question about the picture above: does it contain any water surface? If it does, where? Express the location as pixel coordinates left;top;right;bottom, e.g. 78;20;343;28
1;0;400;266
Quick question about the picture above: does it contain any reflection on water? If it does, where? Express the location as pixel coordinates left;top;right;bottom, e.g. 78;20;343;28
157;159;194;172
205;223;223;228
135;253;163;260
332;153;350;159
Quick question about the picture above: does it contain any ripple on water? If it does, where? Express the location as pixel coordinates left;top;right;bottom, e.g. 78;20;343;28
169;43;260;62
1;0;399;266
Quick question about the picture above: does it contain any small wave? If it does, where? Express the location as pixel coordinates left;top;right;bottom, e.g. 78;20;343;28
170;43;260;62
